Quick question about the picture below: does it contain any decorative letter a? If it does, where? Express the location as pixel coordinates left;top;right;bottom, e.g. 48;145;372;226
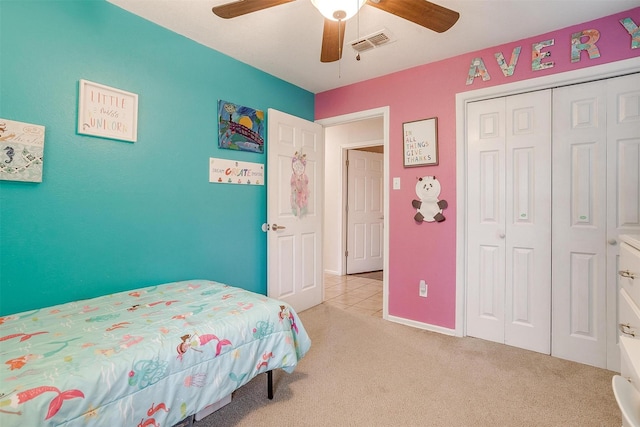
466;57;491;85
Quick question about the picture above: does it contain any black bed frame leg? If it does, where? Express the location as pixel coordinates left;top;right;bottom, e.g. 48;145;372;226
267;370;274;400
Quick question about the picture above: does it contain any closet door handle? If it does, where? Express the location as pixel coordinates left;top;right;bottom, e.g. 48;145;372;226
271;224;286;231
619;323;636;337
619;270;636;280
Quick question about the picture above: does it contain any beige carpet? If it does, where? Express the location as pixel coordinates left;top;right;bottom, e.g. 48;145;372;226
195;303;620;426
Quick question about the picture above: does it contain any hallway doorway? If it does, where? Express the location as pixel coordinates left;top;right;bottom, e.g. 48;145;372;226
322;272;383;317
318;106;390;320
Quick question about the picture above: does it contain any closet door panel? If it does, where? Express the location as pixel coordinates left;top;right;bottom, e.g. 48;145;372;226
552;80;608;368
617;141;640;227
607;74;640;244
606;73;640;370
466;98;506;344
478;244;502;320
480;151;501;222
568;252;599;337
512;148;533;223
511;247;534;323
504;90;551;354
571;143;598;227
466;91;551;353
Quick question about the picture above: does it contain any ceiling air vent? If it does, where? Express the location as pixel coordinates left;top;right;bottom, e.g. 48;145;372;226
350;29;394;53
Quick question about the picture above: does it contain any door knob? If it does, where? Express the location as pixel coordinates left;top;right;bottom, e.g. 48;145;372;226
498;232;505;239
271;224;286;231
608;238;617;245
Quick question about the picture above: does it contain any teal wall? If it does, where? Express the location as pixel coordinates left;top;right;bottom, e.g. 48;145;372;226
0;0;314;315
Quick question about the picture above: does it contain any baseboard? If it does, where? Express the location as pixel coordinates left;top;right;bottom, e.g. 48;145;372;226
386;314;456;336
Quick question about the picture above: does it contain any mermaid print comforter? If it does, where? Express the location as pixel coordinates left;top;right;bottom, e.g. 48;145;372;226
0;280;311;426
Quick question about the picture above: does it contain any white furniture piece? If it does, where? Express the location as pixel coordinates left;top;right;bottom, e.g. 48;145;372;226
613;375;640;427
615;234;640;427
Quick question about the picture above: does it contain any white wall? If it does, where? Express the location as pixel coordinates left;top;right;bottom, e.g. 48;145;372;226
323;117;384;275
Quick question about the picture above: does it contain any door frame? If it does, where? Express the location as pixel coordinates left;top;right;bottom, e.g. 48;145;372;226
317;106;390;319
455;57;640;347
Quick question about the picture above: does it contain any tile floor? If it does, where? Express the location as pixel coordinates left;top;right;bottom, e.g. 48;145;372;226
322;273;383;318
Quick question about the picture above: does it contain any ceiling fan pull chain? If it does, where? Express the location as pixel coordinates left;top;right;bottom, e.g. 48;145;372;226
356;0;361;61
338;17;342;78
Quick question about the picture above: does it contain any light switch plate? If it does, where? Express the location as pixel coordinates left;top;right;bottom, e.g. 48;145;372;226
393;177;401;190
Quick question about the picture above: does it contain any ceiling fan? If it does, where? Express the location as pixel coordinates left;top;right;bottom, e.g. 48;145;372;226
212;0;460;63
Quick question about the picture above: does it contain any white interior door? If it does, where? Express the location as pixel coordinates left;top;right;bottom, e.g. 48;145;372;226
605;73;640;370
466;97;507;344
267;109;324;313
552;73;640;369
466;90;552;354
552;80;608;368
346;149;384;274
504;91;552;354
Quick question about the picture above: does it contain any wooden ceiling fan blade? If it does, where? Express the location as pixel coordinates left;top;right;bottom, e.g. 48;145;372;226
368;0;459;33
212;0;294;19
320;18;346;63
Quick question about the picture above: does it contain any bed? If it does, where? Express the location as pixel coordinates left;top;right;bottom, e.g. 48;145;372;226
0;279;311;426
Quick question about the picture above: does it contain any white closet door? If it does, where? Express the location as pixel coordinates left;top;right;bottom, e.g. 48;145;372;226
552;80;608;368
466;91;551;354
553;74;640;369
467;73;638;368
467;97;507;345
504;91;552;353
606;73;640;370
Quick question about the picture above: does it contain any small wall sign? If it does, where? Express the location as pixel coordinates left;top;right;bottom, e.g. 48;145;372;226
209;157;264;185
403;117;438;167
77;79;138;142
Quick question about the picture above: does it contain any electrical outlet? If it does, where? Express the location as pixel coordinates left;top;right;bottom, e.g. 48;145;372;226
419;280;427;297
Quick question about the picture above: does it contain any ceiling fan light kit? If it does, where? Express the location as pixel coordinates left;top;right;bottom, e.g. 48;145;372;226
310;0;367;21
211;0;460;63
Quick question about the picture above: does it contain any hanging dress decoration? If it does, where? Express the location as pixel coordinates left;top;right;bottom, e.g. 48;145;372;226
290;151;309;218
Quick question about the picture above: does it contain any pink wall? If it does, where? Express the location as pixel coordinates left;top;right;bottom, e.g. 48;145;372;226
315;8;640;329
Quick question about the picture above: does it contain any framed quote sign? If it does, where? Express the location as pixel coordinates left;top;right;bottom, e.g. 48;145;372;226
77;79;138;142
403;117;438;167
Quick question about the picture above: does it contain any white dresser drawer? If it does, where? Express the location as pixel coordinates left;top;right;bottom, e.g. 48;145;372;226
621;335;640;390
616;236;640;427
618;336;640;427
620;289;640;340
612;374;640;427
620;237;640;305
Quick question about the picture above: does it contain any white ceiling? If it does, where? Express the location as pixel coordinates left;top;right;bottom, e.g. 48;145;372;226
107;0;637;93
